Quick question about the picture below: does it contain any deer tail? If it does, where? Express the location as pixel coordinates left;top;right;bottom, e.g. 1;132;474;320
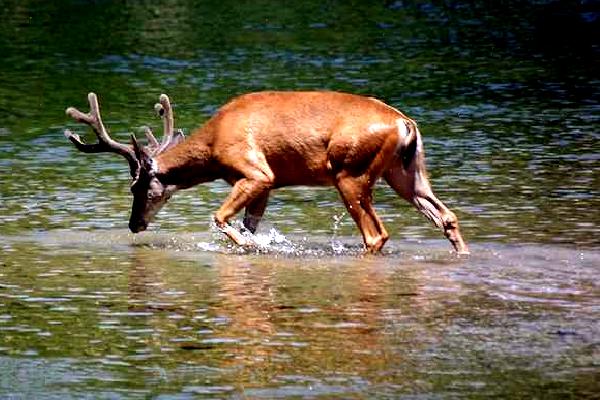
399;119;421;170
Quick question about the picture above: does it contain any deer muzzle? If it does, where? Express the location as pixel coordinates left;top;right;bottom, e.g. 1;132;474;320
129;219;148;233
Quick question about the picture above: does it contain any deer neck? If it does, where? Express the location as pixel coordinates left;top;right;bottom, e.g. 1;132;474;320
154;140;217;190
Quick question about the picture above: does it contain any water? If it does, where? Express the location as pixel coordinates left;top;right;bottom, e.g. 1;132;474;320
0;1;598;398
1;233;598;398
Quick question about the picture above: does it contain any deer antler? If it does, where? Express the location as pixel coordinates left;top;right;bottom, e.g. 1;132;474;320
149;94;185;155
65;93;139;176
142;125;160;150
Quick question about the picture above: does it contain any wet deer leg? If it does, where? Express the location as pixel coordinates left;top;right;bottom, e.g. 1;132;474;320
243;193;270;234
335;175;389;253
384;165;468;254
214;178;272;246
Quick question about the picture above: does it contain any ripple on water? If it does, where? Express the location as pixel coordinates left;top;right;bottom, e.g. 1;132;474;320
8;227;462;260
0;230;598;398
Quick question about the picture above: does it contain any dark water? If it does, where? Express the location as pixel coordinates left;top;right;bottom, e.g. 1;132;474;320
1;1;599;398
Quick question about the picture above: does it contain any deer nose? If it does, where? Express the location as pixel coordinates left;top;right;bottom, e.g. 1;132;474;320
129;220;147;233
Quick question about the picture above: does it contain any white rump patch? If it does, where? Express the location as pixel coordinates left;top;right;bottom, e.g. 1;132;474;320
396;119;408;139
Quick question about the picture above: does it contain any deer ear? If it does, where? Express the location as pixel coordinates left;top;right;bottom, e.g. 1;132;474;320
131;134;143;159
173;129;185;146
131;134;154;173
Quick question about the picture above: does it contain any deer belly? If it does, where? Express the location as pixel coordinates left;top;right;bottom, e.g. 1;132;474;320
269;153;334;187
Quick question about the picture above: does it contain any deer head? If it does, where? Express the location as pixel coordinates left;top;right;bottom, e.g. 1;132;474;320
65;93;184;233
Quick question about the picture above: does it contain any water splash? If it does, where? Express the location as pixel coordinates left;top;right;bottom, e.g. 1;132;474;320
330;212;349;255
206;220;302;255
194;219;375;257
4;227;467;260
253;228;297;252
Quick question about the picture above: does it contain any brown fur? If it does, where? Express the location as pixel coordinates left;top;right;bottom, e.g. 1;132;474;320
153;91;468;253
65;91;467;253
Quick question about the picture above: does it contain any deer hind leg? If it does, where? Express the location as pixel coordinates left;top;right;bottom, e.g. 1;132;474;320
243;193;270;234
361;191;389;249
384;165;469;254
335;175;389;253
214;178;272;246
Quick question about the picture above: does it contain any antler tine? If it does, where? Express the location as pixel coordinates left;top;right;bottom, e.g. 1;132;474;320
64;93;139;176
154;93;175;154
142;125;160;149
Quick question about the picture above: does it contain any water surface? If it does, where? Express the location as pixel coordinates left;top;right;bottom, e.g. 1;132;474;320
0;1;598;398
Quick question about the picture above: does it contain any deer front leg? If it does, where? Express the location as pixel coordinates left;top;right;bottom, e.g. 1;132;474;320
214;178;272;246
243;193;270;234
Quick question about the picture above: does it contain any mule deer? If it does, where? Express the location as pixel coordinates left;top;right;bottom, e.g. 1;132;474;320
64;92;468;254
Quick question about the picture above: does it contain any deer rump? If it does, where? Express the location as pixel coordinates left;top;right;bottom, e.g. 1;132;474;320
65;91;468;254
